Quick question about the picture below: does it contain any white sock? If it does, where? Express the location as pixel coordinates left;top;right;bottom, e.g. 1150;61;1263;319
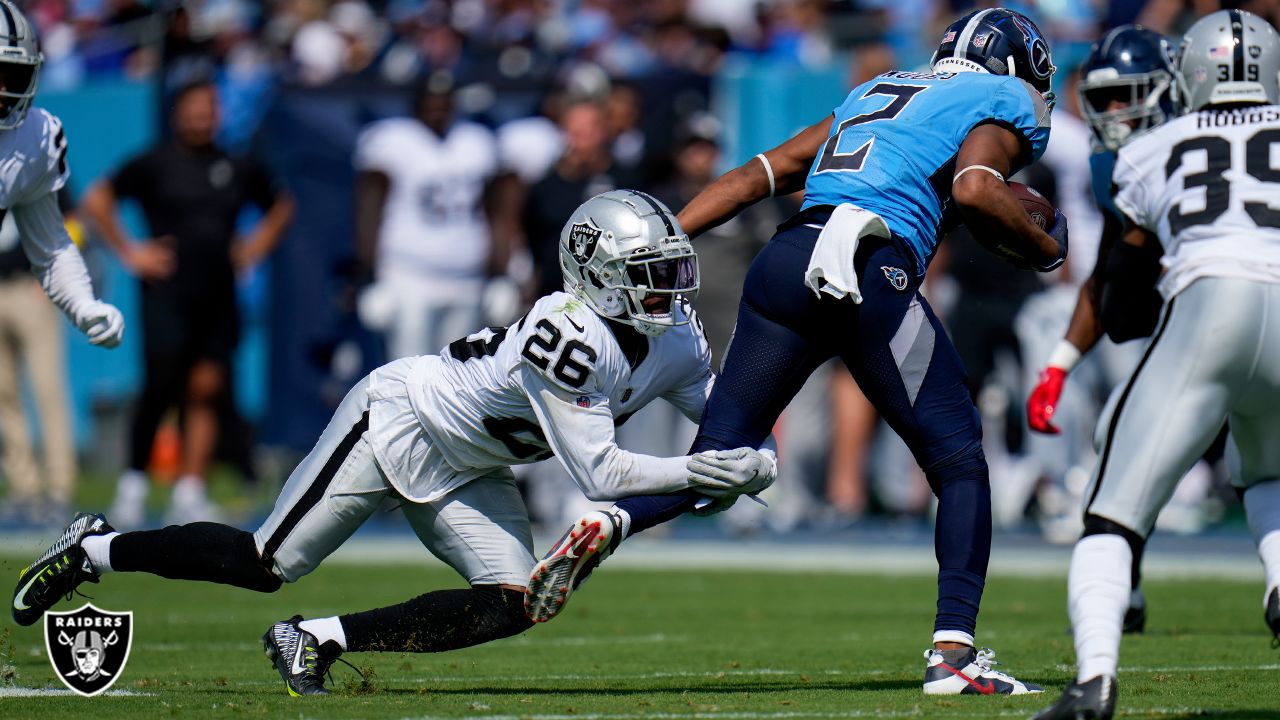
81;532;120;574
172;475;205;502
609;506;632;540
1258;531;1280;600
1244;481;1280;595
1069;534;1132;682
932;630;975;646
298;616;347;651
116;469;148;496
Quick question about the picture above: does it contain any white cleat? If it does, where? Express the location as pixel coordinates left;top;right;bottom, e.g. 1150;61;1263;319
922;646;1043;695
525;510;621;623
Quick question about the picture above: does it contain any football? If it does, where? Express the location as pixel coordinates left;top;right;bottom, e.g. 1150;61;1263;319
1009;181;1055;230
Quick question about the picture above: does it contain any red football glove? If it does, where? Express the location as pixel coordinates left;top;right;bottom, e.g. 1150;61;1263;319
1027;366;1068;435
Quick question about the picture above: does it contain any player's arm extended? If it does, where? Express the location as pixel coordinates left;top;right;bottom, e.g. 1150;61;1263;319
952;123;1065;271
1099;220;1164;341
1026;211;1122;433
676;116;833;239
520;369;695;501
14;192;124;347
354;170;389;281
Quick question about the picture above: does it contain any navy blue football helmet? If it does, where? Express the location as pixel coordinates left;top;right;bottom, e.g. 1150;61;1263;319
1077;25;1176;151
931;8;1057;103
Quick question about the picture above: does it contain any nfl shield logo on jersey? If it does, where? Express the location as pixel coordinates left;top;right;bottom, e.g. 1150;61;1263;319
881;266;909;291
569;220;604;264
44;603;133;697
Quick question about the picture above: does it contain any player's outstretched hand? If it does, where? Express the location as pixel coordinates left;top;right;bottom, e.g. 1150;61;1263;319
687;447;777;498
78;300;125;348
1027;366;1067;434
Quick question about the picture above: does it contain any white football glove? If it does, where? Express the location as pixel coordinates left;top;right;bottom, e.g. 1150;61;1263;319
357;281;398;332
687;447;777;499
77;301;125;348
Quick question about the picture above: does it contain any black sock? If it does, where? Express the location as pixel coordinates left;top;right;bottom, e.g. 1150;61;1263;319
111;522;282;593
339;585;532;653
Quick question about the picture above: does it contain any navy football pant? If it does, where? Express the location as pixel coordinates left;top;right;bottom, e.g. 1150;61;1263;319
616;223;990;639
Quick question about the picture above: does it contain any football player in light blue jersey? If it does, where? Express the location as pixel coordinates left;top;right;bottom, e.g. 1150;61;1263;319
531;8;1068;695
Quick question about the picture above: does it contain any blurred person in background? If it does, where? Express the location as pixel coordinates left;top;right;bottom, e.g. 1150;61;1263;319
353;70;520;360
0;206;76;526
82;80;294;528
524;97;642;300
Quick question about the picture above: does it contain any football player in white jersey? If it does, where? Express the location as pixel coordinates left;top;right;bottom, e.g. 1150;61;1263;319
354;71;519;359
11;190;775;695
0;0;122;347
1035;11;1280;719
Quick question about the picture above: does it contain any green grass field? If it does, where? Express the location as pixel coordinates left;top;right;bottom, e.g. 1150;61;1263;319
1;556;1277;719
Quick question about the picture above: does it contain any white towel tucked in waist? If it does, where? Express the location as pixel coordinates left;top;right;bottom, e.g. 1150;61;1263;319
803;203;891;304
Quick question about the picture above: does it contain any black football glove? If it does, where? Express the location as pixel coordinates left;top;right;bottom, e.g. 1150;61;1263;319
1037;209;1069;272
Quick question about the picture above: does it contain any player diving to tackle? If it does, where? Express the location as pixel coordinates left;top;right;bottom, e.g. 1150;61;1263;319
0;0;123;348
12;190;777;695
1025;24;1180;635
1034;10;1280;719
529;8;1066;695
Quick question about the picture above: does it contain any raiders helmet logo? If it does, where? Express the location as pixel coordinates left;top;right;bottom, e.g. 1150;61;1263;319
881;266;909;291
44;603;133;697
568;219;604;265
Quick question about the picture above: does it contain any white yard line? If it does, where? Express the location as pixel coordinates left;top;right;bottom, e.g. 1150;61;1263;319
398;710;1222;720
0;533;1262;580
0;687;152;697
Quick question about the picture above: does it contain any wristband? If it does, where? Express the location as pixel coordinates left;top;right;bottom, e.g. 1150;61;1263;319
953;164;1006;183
755;153;776;197
1047;340;1082;372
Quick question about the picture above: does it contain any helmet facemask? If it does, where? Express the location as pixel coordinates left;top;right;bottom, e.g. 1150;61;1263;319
579;236;699;337
1080;70;1174;151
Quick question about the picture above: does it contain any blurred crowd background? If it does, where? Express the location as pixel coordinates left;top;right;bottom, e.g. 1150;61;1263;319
0;0;1268;538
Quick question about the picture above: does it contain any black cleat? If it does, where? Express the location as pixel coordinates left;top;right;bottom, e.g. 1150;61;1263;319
262;615;339;696
1266;587;1279;648
1031;675;1116;720
1123;587;1147;634
12;512;114;626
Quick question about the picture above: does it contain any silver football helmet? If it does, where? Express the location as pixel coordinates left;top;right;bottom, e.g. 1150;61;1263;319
559;190;699;337
0;0;40;131
1176;9;1280;112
